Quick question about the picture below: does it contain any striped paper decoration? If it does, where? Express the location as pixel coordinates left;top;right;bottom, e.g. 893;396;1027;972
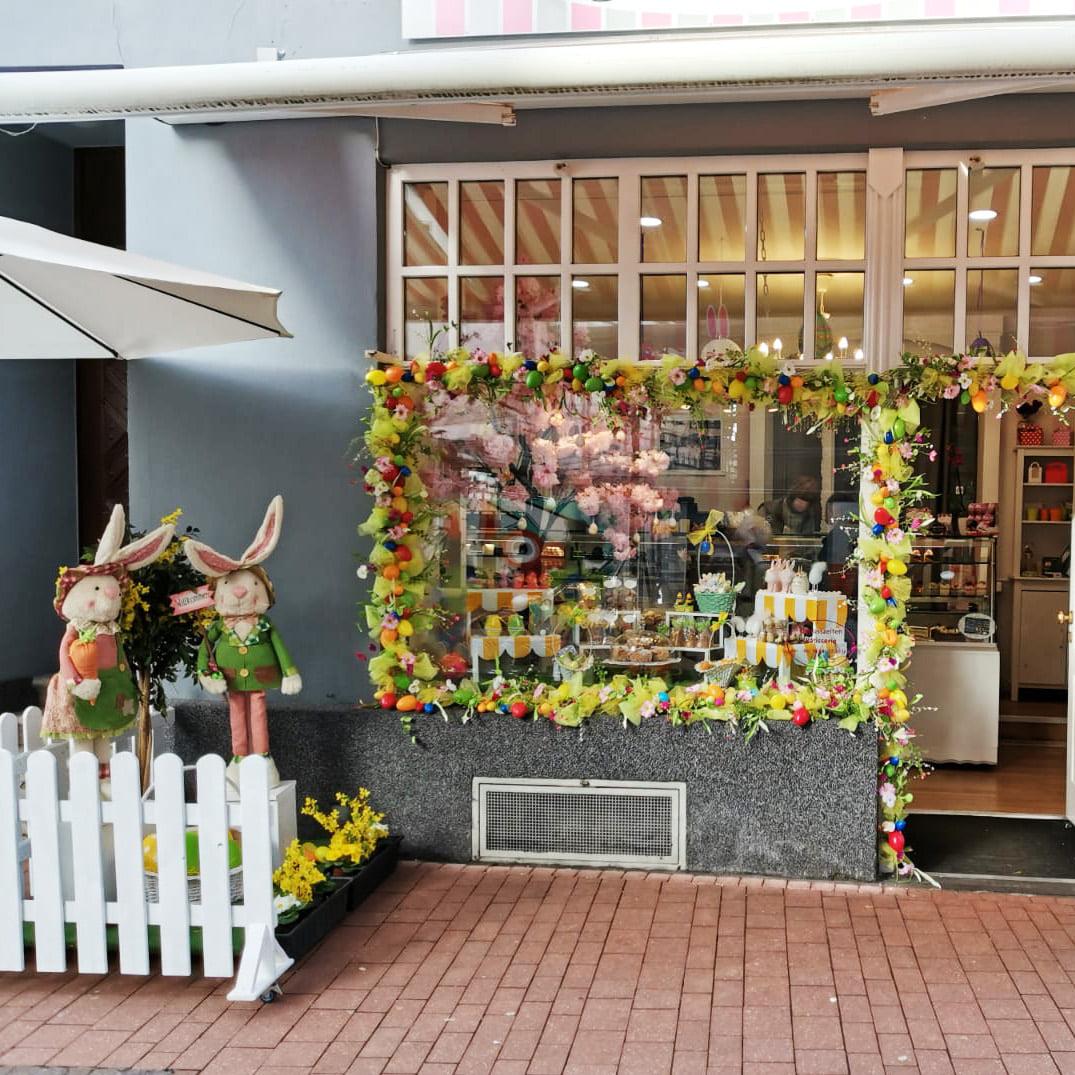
403;0;1075;39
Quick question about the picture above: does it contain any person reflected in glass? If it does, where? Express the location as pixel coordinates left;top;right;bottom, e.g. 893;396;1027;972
757;474;822;535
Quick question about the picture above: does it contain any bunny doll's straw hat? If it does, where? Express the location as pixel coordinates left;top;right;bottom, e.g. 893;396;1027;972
53;504;176;615
184;496;284;605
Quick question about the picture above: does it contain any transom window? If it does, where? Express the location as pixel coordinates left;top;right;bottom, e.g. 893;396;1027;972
903;151;1075;359
390;156;868;364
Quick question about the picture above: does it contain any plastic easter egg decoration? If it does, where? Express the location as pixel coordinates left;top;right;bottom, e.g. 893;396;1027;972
366;369;387;387
510;701;528;719
972;390;988;414
700;540;712;554
883;497;897;511
887;559;907;576
887;830;906;853
584;376;604;392
380;692;397;709
892;418;906;439
894;819;906;831
884;431;894;445
872;523;885;537
525;370;544;390
423;702;435;714
1000;372;1019;391
868;373;880;385
572;363;589;381
960;389;970;405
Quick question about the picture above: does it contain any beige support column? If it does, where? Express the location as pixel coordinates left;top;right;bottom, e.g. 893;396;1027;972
863;148;905;375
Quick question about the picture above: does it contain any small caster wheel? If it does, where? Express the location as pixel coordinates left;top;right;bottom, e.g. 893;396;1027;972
260;984;282;1004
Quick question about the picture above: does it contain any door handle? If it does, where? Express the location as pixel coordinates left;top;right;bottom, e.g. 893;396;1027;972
1059;610;1074;625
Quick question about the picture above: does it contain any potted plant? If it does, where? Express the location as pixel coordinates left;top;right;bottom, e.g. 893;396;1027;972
301;788;401;910
272;839;353;959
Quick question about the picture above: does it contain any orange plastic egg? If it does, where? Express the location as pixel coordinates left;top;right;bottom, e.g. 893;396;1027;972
396;695;419;712
382;564;400;580
384;366;403;384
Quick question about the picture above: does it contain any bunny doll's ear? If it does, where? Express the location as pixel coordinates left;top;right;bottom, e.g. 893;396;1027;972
113;523;176;572
94;504;127;566
185;539;244;579
706;306;718;340
240;495;284;566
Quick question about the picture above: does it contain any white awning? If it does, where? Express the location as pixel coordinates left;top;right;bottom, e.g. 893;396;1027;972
0;19;1073;125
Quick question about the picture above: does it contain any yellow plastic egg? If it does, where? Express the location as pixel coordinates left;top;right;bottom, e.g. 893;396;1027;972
397;620;414;638
1000;373;1019;391
887;559;907;576
1049;384;1068;408
392;496;409;513
769;694;787;710
366;369;387;386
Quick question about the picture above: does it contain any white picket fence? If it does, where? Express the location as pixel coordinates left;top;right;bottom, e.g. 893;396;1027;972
0;747;292;1001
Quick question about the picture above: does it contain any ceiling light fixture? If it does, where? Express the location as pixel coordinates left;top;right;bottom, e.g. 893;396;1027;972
1029;274;1043;285
697;280;710;288
639;216;662;228
902;276;914;286
968;208;998;222
571;279;590;289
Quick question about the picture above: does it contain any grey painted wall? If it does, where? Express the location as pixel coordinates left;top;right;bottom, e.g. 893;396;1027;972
125;117;378;704
0;133;77;683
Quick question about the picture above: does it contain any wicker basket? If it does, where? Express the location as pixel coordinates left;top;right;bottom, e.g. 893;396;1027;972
693;589;735;614
144;866;243;905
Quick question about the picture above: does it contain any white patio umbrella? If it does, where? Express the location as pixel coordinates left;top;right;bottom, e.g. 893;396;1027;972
0;214;290;359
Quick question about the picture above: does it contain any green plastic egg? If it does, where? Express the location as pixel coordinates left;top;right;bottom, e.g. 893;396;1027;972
525;371;544;389
572;363;589;381
584;376;604;392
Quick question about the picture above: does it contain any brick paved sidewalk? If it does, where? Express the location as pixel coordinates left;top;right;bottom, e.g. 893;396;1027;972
3;863;1075;1074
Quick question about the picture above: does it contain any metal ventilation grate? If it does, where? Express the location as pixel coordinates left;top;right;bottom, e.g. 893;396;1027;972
473;778;686;870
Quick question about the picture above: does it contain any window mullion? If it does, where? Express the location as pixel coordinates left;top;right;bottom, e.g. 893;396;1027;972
685;172;700;360
619;173;641;360
1018;162;1033;353
447;179;460;350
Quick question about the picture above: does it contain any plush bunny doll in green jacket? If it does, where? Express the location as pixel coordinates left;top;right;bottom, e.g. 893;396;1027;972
185;496;300;787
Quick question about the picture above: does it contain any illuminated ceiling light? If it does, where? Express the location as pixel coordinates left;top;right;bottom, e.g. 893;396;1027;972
902;276;914;286
571;279;590;289
824;352;834;361
838;336;848;350
854;348;865;361
697;279;710;288
1029;274;1043;285
758;342;770;356
639;215;663;228
968;208;998;222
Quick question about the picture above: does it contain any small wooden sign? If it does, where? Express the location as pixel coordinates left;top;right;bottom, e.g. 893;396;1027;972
169;585;215;615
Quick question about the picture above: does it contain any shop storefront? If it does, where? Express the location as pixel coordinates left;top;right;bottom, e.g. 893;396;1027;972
4;4;1075;891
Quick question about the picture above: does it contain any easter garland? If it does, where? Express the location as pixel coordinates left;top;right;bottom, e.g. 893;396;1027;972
357;346;1075;876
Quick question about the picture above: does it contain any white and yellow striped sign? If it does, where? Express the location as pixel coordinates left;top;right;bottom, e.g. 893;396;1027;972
756;590;848;628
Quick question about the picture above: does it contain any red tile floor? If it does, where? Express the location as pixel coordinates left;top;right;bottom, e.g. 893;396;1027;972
4;862;1075;1074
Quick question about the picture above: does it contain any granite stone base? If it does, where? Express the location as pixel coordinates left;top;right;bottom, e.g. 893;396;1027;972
171;703;879;882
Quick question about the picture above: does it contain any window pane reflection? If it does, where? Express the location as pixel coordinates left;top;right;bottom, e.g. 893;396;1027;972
698;275;745;352
967;167;1019;257
758;174;805;261
698;174;746;262
815;273;864;360
516;179;561;265
966;269;1018;356
459;277;504;354
902;270;954;356
756;273;804;358
905;169;957;258
1030;269;1075;356
641;176;687;263
640;275;686;360
459;181;504;265
573;178;618;264
1032;167;1075;256
572;275;617;358
816;172;865;260
404;277;449;358
515;276;560;358
404;182;449;266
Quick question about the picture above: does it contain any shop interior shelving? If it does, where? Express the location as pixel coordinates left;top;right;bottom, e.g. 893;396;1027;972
1012;446;1073;579
904;535;996;639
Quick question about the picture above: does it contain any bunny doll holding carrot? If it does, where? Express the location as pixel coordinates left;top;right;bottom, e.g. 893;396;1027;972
184;495;300;786
43;505;176;776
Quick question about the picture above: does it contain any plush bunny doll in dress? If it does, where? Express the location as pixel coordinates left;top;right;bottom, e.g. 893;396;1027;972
43;506;176;777
184;496;300;787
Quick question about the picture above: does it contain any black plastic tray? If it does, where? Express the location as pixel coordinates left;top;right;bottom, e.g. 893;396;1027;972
344;834;402;911
275;876;353;959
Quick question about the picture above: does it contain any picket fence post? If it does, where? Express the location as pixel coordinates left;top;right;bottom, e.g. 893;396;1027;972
0;747;287;998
